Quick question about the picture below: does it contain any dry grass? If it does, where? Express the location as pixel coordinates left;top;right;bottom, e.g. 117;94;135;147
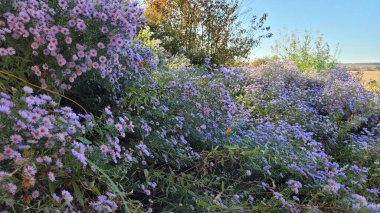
350;71;380;83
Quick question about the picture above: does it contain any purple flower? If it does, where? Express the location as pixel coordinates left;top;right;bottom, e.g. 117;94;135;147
23;165;37;177
3;182;17;194
32;190;40;199
72;148;87;166
48;172;55;182
67;126;76;134
23;86;33;94
61;190;73;203
0;105;11;114
286;180;302;194
52;193;61;203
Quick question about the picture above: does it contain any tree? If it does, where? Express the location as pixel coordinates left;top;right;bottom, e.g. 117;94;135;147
143;0;272;65
272;32;339;73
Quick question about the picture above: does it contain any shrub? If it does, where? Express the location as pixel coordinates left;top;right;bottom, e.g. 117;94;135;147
0;0;157;91
272;32;338;73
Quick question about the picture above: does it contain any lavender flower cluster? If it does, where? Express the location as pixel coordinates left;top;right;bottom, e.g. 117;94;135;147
0;86;95;210
237;61;380;211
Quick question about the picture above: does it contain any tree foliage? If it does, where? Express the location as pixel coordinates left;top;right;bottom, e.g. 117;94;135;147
144;0;272;65
272;32;338;72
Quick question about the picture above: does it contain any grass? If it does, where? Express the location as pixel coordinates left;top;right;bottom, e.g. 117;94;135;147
350;71;380;83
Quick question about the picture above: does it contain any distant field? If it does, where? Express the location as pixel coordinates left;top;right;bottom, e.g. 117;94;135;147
350;71;380;83
343;63;380;71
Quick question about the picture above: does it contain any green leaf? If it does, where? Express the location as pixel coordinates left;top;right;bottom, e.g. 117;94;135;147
144;169;149;181
77;137;92;145
196;200;209;208
48;182;56;194
72;181;84;207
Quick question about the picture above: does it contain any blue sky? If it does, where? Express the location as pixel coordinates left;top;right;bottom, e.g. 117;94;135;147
242;0;380;63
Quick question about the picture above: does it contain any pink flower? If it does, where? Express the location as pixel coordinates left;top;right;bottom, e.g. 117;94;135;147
7;48;16;55
76;20;86;31
77;51;85;58
36;157;43;163
100;145;108;153
31;42;39;49
0;48;7;56
68;19;76;27
32;66;41;76
116;38;124;47
57;58;67;67
92;62;100;69
89;49;97;57
18;12;30;23
51;26;59;35
61;27;70;35
37;126;49;137
99;56;107;63
42;64;49;70
101;26;108;33
58;0;68;9
65;37;72;44
97;42;105;49
10;134;23;144
47;43;56;51
59;147;66;155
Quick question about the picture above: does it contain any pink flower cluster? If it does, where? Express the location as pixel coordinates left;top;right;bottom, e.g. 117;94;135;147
0;47;16;56
0;0;152;89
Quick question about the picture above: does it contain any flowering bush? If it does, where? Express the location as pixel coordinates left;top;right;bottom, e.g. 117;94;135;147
0;87;92;210
1;0;380;212
0;0;157;90
241;61;379;145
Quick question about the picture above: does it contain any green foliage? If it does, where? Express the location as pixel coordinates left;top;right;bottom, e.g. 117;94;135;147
144;0;272;65
272;32;338;72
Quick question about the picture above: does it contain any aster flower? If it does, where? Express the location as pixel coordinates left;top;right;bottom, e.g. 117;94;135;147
72;149;87;166
0;105;11;114
23;86;33;94
286;180;302;194
100;144;108;153
67;126;76;134
10;134;22;144
3;182;17;194
62;190;73;204
32;190;40;199
52;193;61;203
48;172;55;182
23;165;37;177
